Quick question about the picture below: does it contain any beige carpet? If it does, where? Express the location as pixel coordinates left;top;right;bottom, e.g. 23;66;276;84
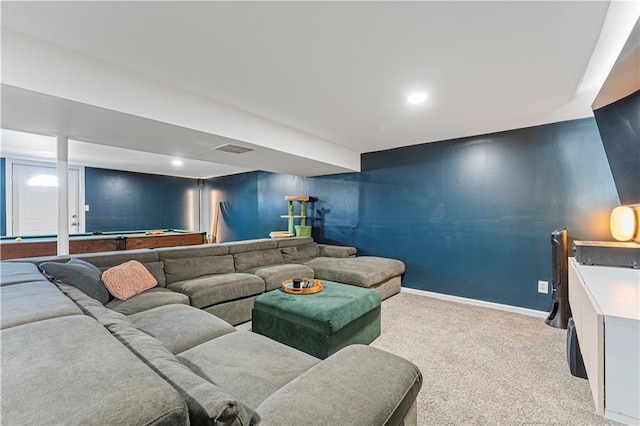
370;291;619;426
239;291;620;425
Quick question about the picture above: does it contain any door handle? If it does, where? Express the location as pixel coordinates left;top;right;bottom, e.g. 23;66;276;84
71;222;78;226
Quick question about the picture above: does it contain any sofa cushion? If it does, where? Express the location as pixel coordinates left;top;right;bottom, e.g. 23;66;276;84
256;345;422;426
318;244;357;258
224;239;277;254
0;262;48;286
57;283;133;328
304;256;405;288
1;316;189;425
102;260;158;300
163;255;235;285
39;258;111;304
204;296;258;326
143;261;167;287
178;331;319;410
167;273;265;309
233;249;284;272
245;263;315;291
156;244;229;259
128;304;236;354
55;282;104;308
0;281;82;330
276;236;314;248
108;322;255;426
73;248;159;266
4;254;71;267
281;243;320;264
106;287;190;315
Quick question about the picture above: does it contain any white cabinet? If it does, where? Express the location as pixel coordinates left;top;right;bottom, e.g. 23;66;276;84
568;258;640;425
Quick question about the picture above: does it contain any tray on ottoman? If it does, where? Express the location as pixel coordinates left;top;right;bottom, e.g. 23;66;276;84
252;281;381;359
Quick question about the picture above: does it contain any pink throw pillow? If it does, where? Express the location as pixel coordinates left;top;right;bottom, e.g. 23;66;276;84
102;260;157;300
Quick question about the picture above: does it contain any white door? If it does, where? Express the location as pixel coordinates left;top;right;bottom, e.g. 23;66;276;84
11;163;80;236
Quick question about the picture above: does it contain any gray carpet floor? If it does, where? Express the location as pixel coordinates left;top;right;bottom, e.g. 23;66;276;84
370;291;619;426
240;291;620;425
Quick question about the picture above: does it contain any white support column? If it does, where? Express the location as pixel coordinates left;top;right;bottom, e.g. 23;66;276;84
57;136;70;255
198;179;204;232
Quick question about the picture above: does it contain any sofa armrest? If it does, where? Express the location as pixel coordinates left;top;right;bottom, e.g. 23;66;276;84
318;244;357;258
256;345;422;426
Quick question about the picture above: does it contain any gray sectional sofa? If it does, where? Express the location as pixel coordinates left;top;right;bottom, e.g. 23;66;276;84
1;237;419;425
7;236;406;325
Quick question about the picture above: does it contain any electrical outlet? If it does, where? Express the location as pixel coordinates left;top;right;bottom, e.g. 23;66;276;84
538;280;549;294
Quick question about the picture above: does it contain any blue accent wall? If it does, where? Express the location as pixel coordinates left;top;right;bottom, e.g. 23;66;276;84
207;172;260;242
0;158;6;236
594;90;640;204
356;118;618;310
85;167;197;232
208;118;622;311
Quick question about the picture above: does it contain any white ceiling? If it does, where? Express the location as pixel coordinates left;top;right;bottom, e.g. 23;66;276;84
592;15;640;110
1;1;638;178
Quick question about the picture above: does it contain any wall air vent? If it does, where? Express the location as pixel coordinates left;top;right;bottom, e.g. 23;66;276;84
213;144;254;154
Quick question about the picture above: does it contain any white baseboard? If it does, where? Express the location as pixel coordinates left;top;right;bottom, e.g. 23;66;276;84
400;287;548;319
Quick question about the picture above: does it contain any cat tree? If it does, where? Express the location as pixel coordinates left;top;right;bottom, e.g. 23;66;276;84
269;195;312;238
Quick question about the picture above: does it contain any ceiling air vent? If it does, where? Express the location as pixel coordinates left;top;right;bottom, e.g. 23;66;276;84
213;144;254;154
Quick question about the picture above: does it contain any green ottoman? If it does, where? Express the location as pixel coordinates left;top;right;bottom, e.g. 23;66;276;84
252;281;381;359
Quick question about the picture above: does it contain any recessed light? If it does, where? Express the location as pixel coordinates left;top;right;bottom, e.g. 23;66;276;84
407;92;427;104
172;159;183;166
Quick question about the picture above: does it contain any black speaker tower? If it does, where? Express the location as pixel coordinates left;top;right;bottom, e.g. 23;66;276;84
545;228;572;329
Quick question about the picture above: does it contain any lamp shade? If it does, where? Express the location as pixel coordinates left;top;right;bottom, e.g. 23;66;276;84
610;205;638;241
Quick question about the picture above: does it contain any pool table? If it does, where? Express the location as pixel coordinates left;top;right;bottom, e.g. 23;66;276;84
0;229;206;260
